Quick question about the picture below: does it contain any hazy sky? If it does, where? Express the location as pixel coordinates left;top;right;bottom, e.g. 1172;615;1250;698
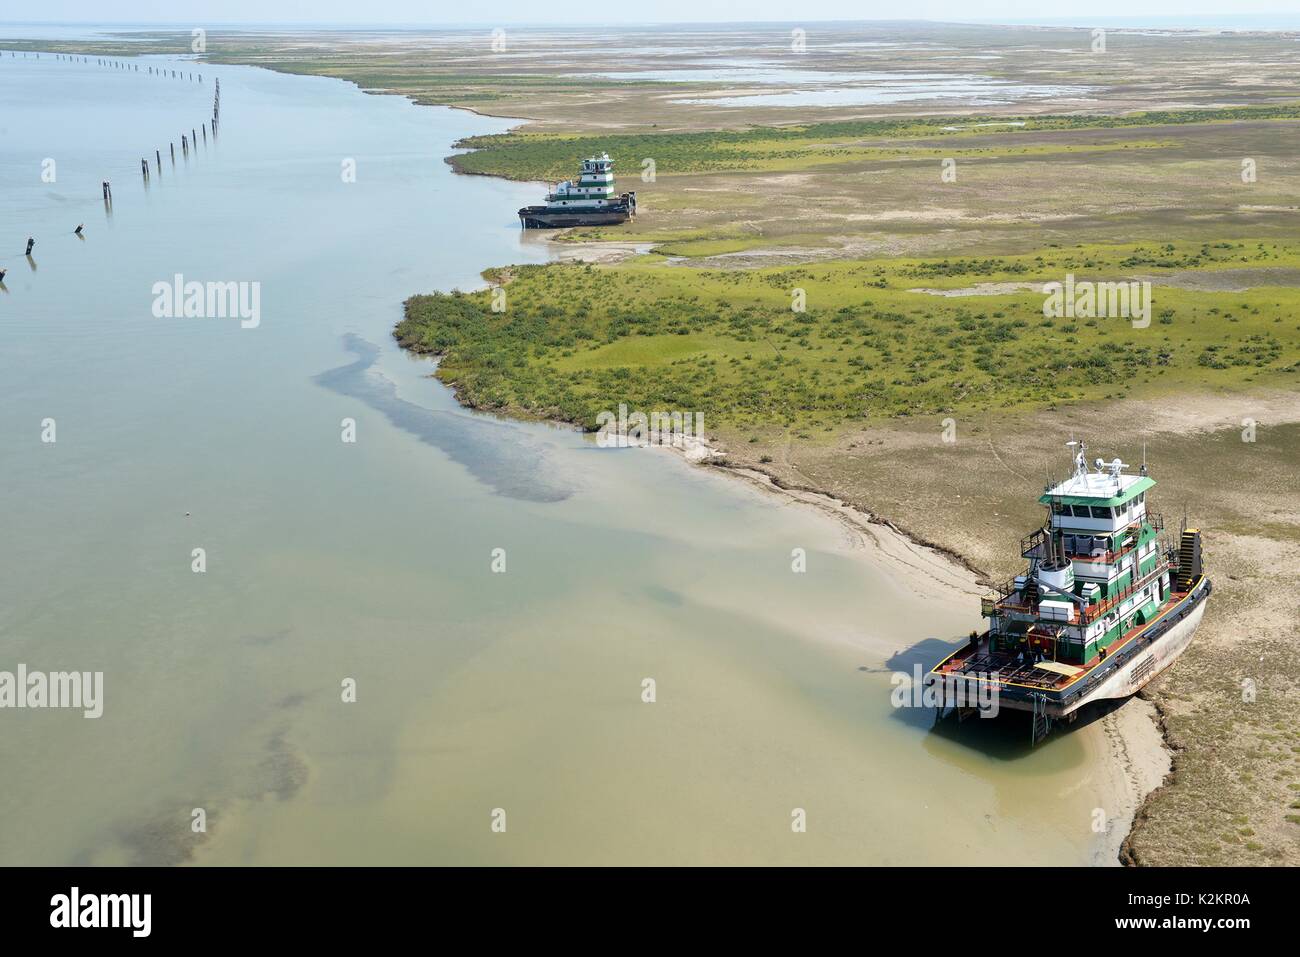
3;2;1293;26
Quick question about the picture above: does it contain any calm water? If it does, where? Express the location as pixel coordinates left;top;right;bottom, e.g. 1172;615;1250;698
674;74;1089;108
566;64;1089;108
1;50;1126;865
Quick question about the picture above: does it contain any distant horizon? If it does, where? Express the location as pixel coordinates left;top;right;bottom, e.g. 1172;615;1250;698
1;13;1299;30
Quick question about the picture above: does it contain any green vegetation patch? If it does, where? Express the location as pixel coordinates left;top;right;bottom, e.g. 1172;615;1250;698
450;104;1300;181
395;241;1300;432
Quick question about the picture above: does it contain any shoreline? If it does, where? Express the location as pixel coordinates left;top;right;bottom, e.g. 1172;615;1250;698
1118;695;1180;866
712;460;995;586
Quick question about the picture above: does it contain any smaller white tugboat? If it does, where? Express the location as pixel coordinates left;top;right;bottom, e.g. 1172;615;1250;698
518;153;636;228
932;440;1211;743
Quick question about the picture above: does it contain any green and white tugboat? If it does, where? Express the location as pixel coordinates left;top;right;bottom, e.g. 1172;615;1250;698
518;152;636;228
932;440;1211;743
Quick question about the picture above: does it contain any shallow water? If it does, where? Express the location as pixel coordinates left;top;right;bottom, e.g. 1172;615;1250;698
566;63;1088;107
674;74;1090;108
1;49;1130;865
567;67;906;84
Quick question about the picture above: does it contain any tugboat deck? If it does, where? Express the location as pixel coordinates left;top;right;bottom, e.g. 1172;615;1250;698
936;582;1200;695
938;648;1077;691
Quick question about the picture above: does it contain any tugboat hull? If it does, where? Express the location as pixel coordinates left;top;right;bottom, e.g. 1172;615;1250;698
933;574;1211;721
1028;578;1209;719
518;203;633;229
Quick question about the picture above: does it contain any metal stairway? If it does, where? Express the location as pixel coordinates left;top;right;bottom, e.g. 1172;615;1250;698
1175;528;1202;592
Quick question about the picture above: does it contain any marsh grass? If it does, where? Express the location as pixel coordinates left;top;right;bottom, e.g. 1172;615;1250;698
449;105;1300;181
397;240;1300;432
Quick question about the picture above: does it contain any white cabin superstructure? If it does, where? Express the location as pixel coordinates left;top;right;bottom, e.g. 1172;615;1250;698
547;153;619;208
1016;445;1169;665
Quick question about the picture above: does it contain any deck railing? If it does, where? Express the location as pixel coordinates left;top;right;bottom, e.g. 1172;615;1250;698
986;559;1169;623
1020;526;1048;559
1078;561;1169;623
1024;513;1166;565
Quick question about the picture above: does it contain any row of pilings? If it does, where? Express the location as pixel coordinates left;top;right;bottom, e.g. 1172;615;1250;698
20;49;204;83
136;75;221;186
0;52;225;283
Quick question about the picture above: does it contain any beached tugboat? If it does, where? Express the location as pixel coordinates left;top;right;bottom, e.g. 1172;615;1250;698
518;153;636;228
932;440;1211;743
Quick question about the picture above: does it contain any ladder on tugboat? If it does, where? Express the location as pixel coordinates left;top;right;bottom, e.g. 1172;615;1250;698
1175;528;1202;592
1030;693;1053;746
